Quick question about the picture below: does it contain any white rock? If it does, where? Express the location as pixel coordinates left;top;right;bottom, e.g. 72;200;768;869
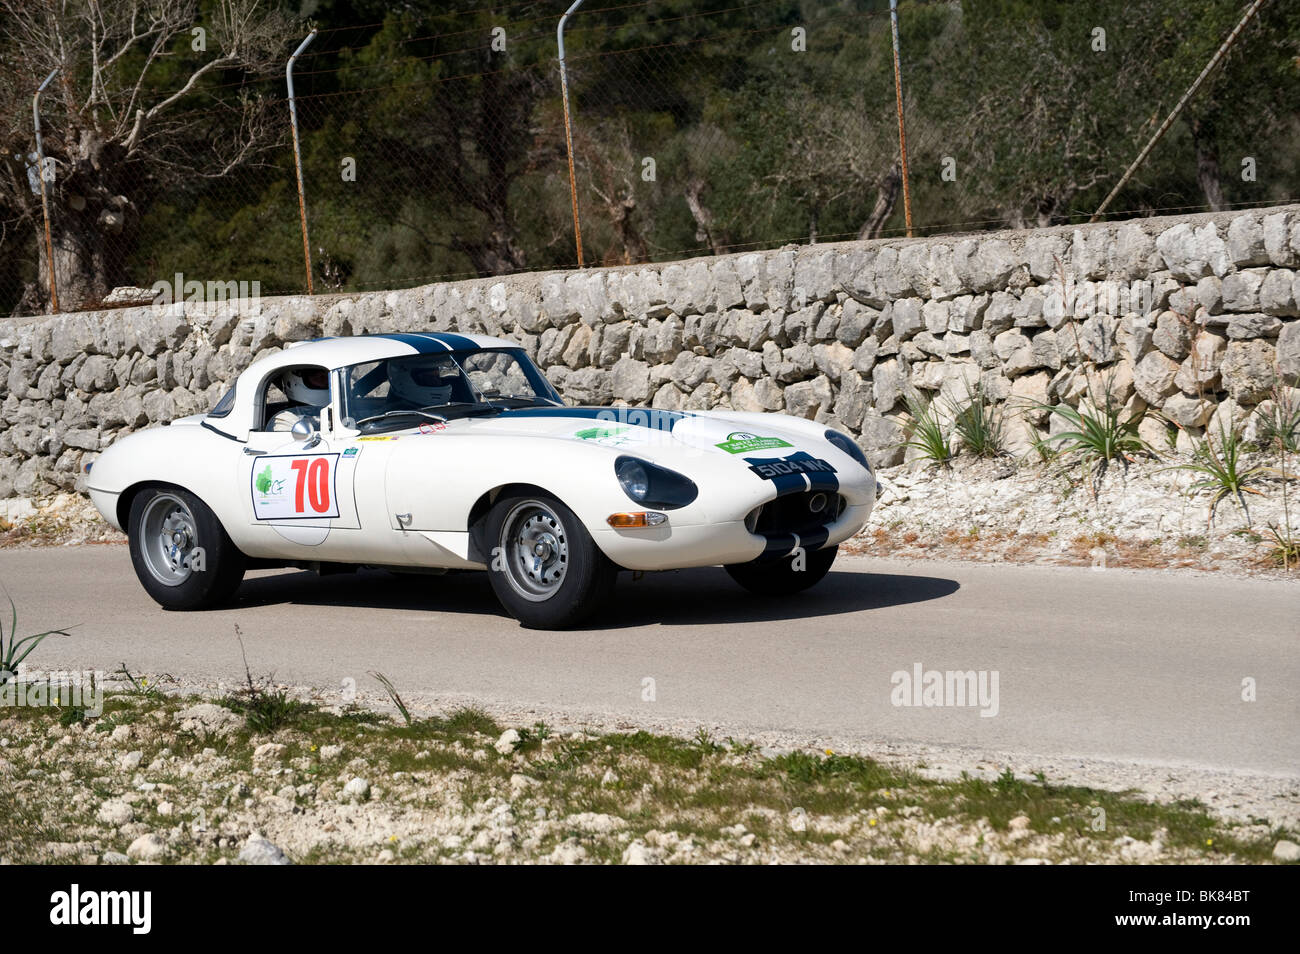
622;841;663;865
253;742;286;763
96;799;134;826
494;729;521;755
1273;839;1300;862
238;835;291;865
342;777;371;801
510;773;540;794
126;833;167;862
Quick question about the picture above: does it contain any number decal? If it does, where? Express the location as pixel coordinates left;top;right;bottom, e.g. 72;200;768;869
251;453;341;520
290;458;309;513
308;457;330;513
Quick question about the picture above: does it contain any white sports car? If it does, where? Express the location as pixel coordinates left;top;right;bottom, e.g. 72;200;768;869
87;333;876;628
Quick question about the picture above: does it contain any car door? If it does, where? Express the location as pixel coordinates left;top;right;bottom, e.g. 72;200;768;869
237;370;362;554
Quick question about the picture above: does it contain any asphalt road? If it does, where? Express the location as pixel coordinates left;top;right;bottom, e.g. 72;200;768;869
2;546;1296;775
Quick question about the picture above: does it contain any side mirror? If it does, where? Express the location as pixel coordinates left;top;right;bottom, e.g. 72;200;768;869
291;416;322;448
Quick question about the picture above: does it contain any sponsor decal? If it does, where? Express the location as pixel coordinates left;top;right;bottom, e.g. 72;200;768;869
342;447;360;457
357;435;399;442
418;421;447;434
251;453;340;520
574;424;637;447
716;431;793;454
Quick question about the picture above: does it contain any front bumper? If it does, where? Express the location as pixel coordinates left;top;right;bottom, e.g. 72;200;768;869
592;501;871;571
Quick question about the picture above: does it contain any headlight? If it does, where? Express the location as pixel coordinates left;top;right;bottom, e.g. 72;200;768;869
615;456;698;510
824;429;871;470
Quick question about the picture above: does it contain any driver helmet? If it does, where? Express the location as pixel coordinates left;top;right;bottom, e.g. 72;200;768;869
388;358;455;407
281;367;330;407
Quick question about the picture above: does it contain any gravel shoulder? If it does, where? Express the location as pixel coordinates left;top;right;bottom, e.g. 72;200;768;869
2;680;1296;865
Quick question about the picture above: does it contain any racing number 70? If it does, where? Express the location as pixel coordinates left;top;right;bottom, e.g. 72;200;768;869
289;457;331;514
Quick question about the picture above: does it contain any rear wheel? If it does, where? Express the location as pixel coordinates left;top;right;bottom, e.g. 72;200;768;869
725;544;838;596
127;487;246;610
485;492;615;629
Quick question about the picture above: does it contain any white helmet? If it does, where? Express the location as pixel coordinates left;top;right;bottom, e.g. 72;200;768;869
388;358;456;407
281;367;330;406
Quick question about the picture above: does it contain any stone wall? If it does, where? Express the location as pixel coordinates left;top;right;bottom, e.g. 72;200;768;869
3;204;1299;499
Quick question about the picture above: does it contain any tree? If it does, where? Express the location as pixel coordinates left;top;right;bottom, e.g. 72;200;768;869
0;0;295;310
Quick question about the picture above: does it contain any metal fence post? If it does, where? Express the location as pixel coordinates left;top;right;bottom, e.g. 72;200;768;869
33;68;59;314
889;0;913;238
287;28;318;294
558;0;586;268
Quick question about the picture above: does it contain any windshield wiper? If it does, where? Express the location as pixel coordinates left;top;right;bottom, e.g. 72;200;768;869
480;396;561;407
355;408;449;428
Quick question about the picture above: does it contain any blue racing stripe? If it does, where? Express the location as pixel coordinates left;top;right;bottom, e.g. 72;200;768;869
372;332;483;353
789;451;840;492
372;333;448;354
422;332;479;351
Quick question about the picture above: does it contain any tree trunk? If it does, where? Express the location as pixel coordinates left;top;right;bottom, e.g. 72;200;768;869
38;217;112;310
684;177;728;255
859;161;901;240
37;130;134;310
452;227;527;276
1192;116;1224;212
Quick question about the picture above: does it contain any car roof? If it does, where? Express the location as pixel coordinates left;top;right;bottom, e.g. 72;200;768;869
244;332;519;377
210;333;520;441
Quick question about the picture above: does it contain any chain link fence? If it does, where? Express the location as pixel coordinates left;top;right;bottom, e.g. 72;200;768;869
3;0;1297;317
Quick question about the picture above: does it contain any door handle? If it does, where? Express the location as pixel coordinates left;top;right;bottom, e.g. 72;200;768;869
243;447;267;456
395;513;412;527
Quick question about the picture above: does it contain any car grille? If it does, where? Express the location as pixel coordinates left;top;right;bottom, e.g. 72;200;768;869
745;491;846;538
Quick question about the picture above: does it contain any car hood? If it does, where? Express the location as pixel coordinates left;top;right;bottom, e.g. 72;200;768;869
438;406;843;468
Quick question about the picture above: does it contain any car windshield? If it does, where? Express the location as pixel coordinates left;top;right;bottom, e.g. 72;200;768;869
340;348;561;433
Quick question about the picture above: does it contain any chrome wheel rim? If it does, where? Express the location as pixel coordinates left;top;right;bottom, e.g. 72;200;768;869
500;500;569;602
139;493;199;587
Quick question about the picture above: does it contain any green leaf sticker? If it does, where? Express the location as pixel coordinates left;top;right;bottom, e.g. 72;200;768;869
255;464;273;495
575;426;629;441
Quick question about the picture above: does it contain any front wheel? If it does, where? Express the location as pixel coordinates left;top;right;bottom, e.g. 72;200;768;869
127;486;246;610
484;493;616;629
724;544;838;596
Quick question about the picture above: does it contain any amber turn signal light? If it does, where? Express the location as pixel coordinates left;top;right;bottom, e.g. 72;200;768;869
606;511;668;528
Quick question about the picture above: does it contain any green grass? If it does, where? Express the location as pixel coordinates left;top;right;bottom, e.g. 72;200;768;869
901;391;954;467
951;382;1005;458
0;690;1291;865
1254;386;1300;454
1036;393;1147;494
1164;422;1267;525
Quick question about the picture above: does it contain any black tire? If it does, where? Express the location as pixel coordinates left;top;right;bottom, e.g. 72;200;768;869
724;544;838;596
127;486;246;610
484;492;616;629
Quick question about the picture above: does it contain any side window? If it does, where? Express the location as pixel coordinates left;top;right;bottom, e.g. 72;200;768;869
256;366;331;431
257;377;291;431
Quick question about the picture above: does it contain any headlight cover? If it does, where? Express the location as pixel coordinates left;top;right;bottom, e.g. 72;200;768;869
824;429;871;471
615;456;698;510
